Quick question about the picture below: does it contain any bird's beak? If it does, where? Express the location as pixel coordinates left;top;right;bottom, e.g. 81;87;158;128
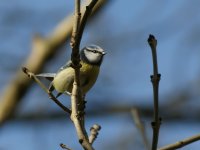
102;51;107;55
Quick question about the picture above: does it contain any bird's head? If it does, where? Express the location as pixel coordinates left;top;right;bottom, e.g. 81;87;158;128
80;45;106;66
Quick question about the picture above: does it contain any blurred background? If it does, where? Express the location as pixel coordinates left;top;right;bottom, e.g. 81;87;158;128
0;0;200;150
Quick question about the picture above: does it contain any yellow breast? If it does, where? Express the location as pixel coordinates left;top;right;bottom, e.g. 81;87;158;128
53;61;100;94
80;62;100;94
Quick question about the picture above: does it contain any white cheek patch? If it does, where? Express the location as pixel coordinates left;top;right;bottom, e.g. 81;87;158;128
93;54;101;62
85;51;101;63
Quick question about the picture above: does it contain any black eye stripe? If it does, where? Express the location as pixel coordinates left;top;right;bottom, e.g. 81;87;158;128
87;49;100;54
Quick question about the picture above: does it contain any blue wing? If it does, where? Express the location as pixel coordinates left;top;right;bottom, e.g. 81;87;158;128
36;61;72;81
57;60;72;73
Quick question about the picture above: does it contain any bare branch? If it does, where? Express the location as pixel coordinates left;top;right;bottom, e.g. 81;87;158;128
89;124;101;144
70;83;93;150
159;134;200;150
22;67;71;114
69;0;99;150
131;108;150;150
70;0;81;50
147;34;162;150
76;0;98;48
60;143;73;150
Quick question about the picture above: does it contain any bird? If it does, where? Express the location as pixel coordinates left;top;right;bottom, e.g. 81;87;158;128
36;45;106;98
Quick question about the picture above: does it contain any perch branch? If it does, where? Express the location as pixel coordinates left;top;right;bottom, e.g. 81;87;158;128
76;0;98;48
22;67;71;114
148;34;162;150
159;134;200;150
69;0;99;150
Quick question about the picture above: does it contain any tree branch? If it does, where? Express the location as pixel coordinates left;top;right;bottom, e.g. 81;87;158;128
76;0;98;48
22;67;71;114
89;124;101;144
60;143;73;150
131;108;150;150
148;34;162;150
69;0;99;150
159;134;200;150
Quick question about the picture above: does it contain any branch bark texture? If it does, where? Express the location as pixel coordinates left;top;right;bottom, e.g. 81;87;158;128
159;134;200;150
148;34;162;150
70;0;98;150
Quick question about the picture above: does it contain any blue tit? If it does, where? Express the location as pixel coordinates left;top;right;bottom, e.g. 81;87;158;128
37;45;106;97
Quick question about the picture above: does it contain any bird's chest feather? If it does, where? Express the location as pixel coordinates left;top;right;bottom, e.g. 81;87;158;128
80;62;99;91
53;62;99;94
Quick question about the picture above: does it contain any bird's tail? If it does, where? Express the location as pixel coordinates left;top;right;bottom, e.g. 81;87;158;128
36;73;56;81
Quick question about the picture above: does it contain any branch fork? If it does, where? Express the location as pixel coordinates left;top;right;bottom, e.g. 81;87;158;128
69;0;100;150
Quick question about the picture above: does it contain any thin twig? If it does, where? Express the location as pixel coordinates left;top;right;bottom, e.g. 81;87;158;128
131;108;150;150
60;143;73;150
22;67;71;114
76;0;98;48
71;0;81;50
159;134;200;150
147;34;162;150
89;124;101;144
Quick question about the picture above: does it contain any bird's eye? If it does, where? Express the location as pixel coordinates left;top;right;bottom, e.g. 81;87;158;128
86;48;99;53
91;50;97;53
